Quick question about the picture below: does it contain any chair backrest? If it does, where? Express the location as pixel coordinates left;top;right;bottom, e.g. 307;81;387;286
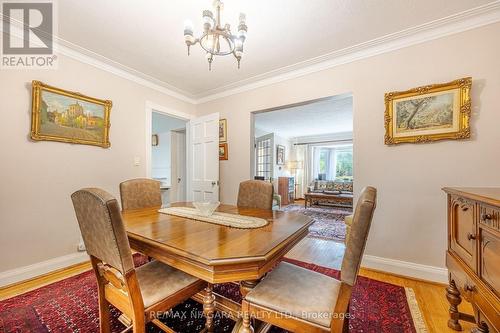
71;188;134;275
237;180;274;210
340;186;377;286
119;178;162;211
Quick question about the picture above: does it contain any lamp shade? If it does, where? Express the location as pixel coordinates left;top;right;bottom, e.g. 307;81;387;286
288;160;303;170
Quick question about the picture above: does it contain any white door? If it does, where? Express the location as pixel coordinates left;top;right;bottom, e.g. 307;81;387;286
187;113;219;202
170;130;186;202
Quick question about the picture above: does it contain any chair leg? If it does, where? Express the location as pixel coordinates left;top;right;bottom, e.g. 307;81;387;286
342;314;349;333
98;297;111;333
241;312;254;333
132;318;146;333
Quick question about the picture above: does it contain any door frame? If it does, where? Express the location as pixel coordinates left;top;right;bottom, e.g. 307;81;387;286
171;128;187;202
145;101;193;178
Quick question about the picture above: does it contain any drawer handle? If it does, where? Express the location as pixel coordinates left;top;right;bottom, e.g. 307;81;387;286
467;233;476;241
482;214;493;221
465;284;476;293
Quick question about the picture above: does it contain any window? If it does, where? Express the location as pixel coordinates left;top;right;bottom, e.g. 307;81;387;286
315;145;353;181
335;148;353;181
255;135;273;180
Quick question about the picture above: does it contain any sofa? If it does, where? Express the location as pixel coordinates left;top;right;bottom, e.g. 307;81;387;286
307;180;353;208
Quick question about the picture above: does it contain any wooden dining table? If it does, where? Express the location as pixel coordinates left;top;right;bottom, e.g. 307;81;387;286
122;202;313;333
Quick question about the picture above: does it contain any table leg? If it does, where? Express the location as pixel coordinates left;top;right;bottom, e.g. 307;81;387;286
203;283;216;333
304;197;307;209
231;280;273;333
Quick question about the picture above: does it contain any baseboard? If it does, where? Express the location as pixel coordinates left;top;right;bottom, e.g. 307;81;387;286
0;251;449;288
362;255;448;284
0;252;89;288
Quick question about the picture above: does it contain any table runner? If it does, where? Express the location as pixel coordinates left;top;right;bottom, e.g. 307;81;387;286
158;206;269;229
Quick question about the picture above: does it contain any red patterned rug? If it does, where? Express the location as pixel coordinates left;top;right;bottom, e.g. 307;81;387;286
282;204;352;242
0;256;427;333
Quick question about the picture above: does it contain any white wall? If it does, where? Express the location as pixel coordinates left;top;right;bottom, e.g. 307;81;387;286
273;134;292;179
0;53;195;274
195;23;500;274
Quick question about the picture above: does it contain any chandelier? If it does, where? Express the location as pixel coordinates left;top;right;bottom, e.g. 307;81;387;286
183;0;247;70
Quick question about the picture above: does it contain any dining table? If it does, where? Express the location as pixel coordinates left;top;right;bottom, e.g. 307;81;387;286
122;202;313;333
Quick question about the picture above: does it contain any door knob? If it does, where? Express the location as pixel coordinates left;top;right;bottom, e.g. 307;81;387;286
211;181;216;186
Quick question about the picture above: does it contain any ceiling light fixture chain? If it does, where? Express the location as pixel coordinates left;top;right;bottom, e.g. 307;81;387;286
184;0;247;71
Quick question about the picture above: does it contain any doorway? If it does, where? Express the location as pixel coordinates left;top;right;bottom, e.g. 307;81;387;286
251;94;353;242
151;111;188;205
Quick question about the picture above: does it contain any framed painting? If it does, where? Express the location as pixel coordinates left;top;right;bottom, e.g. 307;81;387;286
219;143;228;160
219;118;227;142
276;145;285;165
384;77;471;145
30;80;112;148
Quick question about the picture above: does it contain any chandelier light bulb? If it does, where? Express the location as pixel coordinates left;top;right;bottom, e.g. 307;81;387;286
202;10;214;30
183;20;193;34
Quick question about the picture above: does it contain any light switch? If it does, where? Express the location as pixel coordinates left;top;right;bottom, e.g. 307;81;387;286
134;156;141;166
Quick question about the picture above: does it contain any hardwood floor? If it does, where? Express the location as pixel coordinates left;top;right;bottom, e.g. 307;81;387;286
0;237;475;333
287;237;476;333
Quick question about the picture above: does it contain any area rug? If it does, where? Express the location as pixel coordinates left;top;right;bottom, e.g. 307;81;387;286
0;256;427;333
282;204;352;242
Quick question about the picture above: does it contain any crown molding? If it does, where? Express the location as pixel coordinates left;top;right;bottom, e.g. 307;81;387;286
195;1;500;103
0;15;197;104
56;39;198;104
3;2;500;105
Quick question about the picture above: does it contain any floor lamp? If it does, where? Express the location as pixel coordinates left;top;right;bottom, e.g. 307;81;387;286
288;160;304;199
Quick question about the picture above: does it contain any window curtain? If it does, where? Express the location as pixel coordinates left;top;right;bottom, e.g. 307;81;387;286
328;148;337;181
312;147;321;180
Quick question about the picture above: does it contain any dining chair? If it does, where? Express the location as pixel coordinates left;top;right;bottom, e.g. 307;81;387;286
119;178;162;211
240;186;377;333
237;180;274;210
71;188;206;333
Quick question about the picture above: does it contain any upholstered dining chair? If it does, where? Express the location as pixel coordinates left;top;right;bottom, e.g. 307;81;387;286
71;188;206;333
237;180;274;210
119;178;162;211
240;186;377;333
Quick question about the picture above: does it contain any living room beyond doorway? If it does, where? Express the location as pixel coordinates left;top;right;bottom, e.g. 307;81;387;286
251;94;354;242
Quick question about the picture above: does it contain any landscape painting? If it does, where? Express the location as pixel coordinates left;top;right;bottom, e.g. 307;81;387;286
31;81;112;148
394;91;457;135
384;77;472;145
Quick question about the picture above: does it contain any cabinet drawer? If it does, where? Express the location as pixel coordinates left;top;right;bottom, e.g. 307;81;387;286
479;204;500;230
449;196;477;272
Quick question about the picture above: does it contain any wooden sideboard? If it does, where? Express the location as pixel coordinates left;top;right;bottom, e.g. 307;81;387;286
443;187;500;333
278;177;294;206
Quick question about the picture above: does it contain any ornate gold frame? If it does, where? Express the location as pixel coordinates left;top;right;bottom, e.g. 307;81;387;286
219;118;227;142
31;80;112;148
219;143;228;160
384;77;471;145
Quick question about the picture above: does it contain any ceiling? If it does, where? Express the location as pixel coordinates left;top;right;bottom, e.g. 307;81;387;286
254;95;353;139
56;0;495;98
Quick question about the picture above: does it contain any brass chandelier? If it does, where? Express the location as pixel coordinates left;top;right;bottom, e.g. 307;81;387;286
183;0;247;70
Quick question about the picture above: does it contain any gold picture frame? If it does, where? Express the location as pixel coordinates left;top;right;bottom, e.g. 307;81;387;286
31;80;112;148
384;77;471;145
219;143;228;160
219;118;227;142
